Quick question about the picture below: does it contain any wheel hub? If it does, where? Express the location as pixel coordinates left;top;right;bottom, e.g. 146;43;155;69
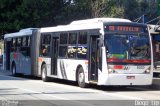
42;69;46;79
79;72;84;83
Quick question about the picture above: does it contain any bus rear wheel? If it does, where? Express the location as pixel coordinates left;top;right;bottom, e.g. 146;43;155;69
77;67;88;88
41;64;49;82
12;64;16;76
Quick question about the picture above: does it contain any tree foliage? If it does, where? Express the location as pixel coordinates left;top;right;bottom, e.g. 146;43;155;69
0;0;159;38
0;0;64;35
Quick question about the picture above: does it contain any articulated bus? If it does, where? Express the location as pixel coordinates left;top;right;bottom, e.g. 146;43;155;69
4;18;153;87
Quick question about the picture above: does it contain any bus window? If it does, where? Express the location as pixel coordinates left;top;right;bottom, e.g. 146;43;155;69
69;33;77;44
68;46;77;58
60;33;68;44
26;36;31;56
27;36;31;47
11;38;17;52
20;36;29;56
59;46;67;58
77;45;87;59
77;32;87;59
22;37;27;47
78;32;87;44
68;33;77;58
40;34;51;56
12;38;16;47
17;37;22;47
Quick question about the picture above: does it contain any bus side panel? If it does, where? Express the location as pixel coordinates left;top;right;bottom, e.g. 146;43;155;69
22;54;31;75
10;52;21;73
57;59;89;82
38;57;51;77
31;30;41;76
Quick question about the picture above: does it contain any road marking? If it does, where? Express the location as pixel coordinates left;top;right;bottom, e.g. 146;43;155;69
0;75;145;100
18;87;69;100
33;81;143;100
16;88;97;106
100;92;143;100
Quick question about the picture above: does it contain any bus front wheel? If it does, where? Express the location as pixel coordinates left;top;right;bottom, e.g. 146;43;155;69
41;64;49;82
77;67;88;88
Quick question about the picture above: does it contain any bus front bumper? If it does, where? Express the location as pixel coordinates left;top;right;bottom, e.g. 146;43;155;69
98;73;153;86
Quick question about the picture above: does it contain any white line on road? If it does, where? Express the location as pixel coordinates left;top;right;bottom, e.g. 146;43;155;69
0;75;143;100
14;88;98;106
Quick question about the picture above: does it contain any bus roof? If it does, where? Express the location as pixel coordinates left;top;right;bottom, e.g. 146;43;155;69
4;28;37;39
70;18;131;25
40;18;131;33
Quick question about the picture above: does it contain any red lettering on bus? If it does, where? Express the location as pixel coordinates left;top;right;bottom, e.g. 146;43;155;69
109;26;115;31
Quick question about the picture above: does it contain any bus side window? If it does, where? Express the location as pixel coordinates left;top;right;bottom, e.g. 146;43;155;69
26;36;31;56
68;33;77;58
17;37;22;47
77;31;87;59
40;34;51;57
11;38;17;52
59;33;68;58
59;46;68;58
20;36;29;56
42;45;50;56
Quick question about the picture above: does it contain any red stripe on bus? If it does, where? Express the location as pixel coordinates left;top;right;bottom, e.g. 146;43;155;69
107;58;123;62
107;58;150;63
124;59;151;63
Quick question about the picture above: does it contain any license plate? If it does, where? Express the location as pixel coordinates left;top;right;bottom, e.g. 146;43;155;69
127;76;135;79
137;66;145;69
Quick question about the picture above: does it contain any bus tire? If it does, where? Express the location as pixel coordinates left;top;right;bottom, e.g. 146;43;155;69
77;67;88;88
41;64;49;82
12;63;16;76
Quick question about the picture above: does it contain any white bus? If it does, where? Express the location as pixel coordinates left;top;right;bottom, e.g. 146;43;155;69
4;18;153;87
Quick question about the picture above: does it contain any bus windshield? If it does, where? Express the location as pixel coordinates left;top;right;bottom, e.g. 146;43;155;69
105;34;151;63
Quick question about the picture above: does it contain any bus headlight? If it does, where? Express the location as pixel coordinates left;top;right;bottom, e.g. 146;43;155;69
108;68;113;73
108;66;117;74
143;67;151;74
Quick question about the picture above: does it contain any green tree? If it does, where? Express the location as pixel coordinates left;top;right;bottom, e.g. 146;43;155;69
0;0;22;34
90;0;116;18
56;0;91;24
0;0;159;39
0;0;64;36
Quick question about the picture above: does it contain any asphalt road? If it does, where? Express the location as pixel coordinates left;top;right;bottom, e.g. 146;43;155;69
0;74;160;106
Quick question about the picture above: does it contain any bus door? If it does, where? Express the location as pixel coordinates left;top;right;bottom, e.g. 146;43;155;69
89;35;100;82
51;37;59;75
5;39;11;70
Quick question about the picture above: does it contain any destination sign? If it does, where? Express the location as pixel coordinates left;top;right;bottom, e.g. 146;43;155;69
104;25;147;33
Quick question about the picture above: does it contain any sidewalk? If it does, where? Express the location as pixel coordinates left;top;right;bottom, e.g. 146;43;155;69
0;70;12;76
0;66;12;76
